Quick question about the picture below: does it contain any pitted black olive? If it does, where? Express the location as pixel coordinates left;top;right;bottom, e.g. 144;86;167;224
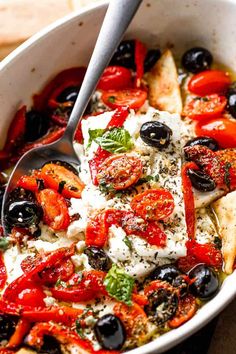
182;47;213;73
7;187;36;204
140;121;172;149
0;314;18;340
57;86;80;104
150;264;181;284
84;246;112;271
144;288;178;325
172;275;189;297
227;83;236;118
188;264;219;300
5;200;43;228
144;49;161;72
38;335;62;354
25;110;49;142
188;169;216;192
110;40;135;69
94;314;126;350
43;160;79;176
184;136;219;152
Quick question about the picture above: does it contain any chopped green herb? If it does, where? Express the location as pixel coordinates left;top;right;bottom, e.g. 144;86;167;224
0;237;9;251
55;279;67;288
58;180;66;194
123;236;132;250
108;96;116;103
135;175;159;186
104;264;134;306
87;128;105;148
76;320;85;338
95;127;134;154
99;180;116;194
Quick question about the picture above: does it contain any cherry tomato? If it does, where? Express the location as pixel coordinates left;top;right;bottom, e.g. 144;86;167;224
131;189;175;221
177;255;200;273
15;281;46;307
85;211;109;247
195;117;236;149
182;94;227;120
96;155;143;190
97;66;132;91
168;294;197;328
188;70;231;96
17;170;44;192
186;240;222;268
36;189;70;230
102;89;147;109
41;163;84;199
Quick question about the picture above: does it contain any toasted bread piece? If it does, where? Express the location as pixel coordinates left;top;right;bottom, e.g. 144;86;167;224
16;349;37;354
213;191;236;274
147;49;182;114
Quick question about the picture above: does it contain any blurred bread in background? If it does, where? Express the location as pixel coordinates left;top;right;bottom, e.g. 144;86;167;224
0;0;102;60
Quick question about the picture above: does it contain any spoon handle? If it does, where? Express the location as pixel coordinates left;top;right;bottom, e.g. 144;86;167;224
63;0;142;141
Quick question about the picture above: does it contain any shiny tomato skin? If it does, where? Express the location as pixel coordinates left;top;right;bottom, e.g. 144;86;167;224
96;154;143;190
186;240;222;268
36;189;70;230
97;66;132;90
188;70;231;96
85;212;109;247
16;281;46;307
168;294;197;328
131;189;175;221
182;94;227;120
41;163;84;199
195;117;236;149
102;89;147;109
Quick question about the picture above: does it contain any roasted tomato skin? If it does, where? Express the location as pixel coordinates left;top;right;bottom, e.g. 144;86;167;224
15;281;46;307
168;294;197;328
188;70;231;96
97;66;132;91
195;117;236;149
96;154;143;190
131;189;175;221
102;89;147;109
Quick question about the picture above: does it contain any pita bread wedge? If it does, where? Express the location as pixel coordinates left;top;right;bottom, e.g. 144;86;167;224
16;349;37;354
147;49;182;114
212;191;236;274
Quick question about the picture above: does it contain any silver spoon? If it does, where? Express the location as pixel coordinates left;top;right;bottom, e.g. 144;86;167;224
1;0;142;234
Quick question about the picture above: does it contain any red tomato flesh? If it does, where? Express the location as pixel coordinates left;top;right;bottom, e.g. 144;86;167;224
188;70;231;96
102;88;147;109
15;281;46;307
168;294;197;328
97;66;132;90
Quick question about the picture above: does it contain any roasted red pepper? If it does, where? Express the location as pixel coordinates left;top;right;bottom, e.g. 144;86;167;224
0;252;7;290
186;239;223;268
3;106;26;153
134;40;147;88
181;162;199;239
7;319;31;348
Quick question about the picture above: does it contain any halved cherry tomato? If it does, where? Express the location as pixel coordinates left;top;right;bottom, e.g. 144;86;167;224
97;154;143;190
131;189;175;221
195;117;236;149
15;281;46;307
186;240;223;268
41;163;84;199
132;293;149;307
113;302;147;337
168;294;197;328
182;94;227;120
102;88;147;109
17;170;44;192
188;70;231;96
36;189;70;230
85;211;108;247
97;66;132;90
177;255;199;273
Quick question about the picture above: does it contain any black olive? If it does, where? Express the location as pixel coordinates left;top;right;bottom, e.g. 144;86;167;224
57;86;80;104
38;335;62;354
84;246;112;271
184;136;219;152
5;200;43;228
188;264;219;300
227;84;236;118
25;110;49;142
140;121;172;149
42;160;79;176
182;47;213;73
144;49;161;72
172;275;189;297
94;314;126;350
110;40;135;69
0;314;18;340
150;264;181;284
7;187;36;204
188;169;216;192
144;288;178;325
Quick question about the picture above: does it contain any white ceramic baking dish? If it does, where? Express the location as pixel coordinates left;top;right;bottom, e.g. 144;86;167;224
0;0;236;352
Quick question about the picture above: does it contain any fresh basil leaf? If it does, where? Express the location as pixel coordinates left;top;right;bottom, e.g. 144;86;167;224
104;264;134;306
87;128;105;148
95;127;134;154
0;237;9;251
123;236;132;250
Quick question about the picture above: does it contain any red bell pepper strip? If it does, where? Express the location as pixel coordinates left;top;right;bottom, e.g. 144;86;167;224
7;318;31;348
181;162;199;239
0;299;22;315
26;322;119;354
33;67;86;111
0;349;15;354
3;105;26;153
134;40;147;88
186;239;223;268
89;106;130;184
22;306;83;326
0;252;7;290
3;246;74;302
